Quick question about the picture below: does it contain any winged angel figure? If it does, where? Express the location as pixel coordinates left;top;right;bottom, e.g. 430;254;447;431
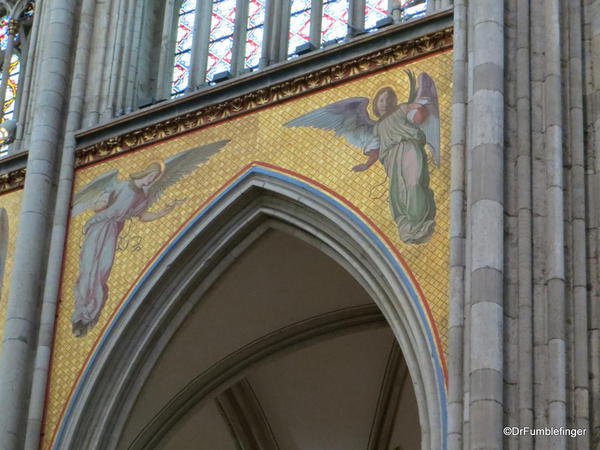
285;70;440;244
70;139;230;337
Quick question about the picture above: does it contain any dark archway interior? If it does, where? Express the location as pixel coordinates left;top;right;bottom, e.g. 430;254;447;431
119;229;420;450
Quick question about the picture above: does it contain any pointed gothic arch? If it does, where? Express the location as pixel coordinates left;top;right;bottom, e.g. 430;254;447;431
53;165;447;449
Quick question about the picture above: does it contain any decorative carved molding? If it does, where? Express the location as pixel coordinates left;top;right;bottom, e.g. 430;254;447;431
75;27;453;167
0;166;25;193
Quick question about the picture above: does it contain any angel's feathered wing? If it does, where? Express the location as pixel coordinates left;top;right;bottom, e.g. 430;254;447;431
71;169;119;216
147;139;230;205
415;72;441;167
284;97;376;149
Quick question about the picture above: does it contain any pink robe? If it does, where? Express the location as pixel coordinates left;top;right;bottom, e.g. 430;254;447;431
72;181;150;337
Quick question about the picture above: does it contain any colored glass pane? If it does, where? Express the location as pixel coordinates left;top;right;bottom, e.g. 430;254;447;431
364;0;388;30
172;51;191;95
291;0;311;14
175;10;195;54
321;0;348;43
171;1;196;96
180;0;196;13
207;0;236;81
288;0;311;56
3;54;19;118
0;16;9;51
0;53;19;157
210;0;236;40
207;36;233;81
401;0;427;21
23;2;35;18
245;0;266;69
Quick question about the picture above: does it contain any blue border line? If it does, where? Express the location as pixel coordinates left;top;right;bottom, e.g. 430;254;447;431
54;166;447;449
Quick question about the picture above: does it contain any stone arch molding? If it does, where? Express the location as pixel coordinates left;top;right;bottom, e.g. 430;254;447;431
55;167;447;450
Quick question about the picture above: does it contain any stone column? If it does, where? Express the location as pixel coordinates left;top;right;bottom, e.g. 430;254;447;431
543;3;567;448
0;0;76;448
515;0;534;447
586;0;600;446
447;0;467;448
468;0;504;449
567;1;590;448
23;0;96;446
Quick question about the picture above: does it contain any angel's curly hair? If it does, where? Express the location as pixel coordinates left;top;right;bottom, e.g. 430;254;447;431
129;161;165;181
373;87;397;118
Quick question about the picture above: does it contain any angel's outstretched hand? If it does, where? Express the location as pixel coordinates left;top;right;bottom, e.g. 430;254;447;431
166;198;186;210
352;163;369;172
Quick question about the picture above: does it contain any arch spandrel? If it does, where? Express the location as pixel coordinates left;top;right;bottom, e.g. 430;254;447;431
43;49;452;449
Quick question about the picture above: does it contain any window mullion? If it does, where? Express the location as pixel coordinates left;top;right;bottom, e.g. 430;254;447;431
389;0;400;22
158;0;180;99
190;0;212;88
261;0;289;66
278;0;292;61
231;0;249;76
348;0;365;37
309;0;323;48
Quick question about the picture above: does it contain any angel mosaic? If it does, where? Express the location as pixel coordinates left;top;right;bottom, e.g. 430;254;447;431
70;140;230;337
285;70;440;244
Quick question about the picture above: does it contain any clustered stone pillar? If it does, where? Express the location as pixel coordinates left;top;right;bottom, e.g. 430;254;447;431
449;0;599;449
0;0;76;448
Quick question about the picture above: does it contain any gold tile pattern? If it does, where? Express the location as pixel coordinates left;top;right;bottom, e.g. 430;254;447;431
43;50;452;448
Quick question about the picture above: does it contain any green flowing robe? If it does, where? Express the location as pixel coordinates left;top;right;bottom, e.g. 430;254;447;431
366;106;436;244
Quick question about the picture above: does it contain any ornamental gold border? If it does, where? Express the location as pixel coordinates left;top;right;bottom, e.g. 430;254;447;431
0;167;25;193
75;27;453;167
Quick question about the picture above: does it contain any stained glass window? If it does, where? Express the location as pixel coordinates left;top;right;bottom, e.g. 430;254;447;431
0;17;18;120
171;0;197;96
3;54;20;120
364;0;388;30
207;0;236;82
245;0;266;70
401;0;427;21
288;0;311;56
0;16;10;51
321;0;348;43
0;15;20;156
23;2;35;19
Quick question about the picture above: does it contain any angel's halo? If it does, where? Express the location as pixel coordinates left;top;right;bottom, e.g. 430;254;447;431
367;70;418;117
366;80;407;118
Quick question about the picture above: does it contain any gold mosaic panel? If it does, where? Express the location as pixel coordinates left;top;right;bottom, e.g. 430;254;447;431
44;50;452;448
0;188;22;355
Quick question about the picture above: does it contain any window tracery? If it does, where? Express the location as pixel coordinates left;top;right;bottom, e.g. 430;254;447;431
287;0;311;57
171;0;196;96
244;0;266;70
167;0;429;97
206;0;237;82
0;1;35;157
321;0;349;44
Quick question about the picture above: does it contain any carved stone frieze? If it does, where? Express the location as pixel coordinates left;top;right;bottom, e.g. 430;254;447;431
75;27;453;167
0;167;25;192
